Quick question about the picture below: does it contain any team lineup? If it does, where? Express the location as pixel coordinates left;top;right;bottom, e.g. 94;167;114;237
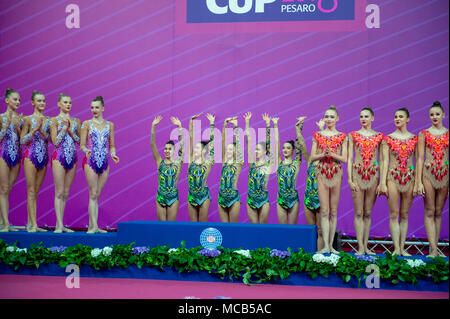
0;88;448;257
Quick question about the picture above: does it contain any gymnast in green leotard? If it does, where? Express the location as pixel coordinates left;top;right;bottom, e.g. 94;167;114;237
187;113;215;222
274;116;308;224
304;118;325;251
244;112;275;224
151;115;184;221
218;117;244;223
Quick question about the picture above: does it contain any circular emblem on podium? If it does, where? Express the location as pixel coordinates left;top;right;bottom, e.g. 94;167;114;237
200;228;223;250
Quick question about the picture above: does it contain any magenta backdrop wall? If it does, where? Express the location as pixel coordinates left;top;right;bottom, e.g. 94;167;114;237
0;0;448;238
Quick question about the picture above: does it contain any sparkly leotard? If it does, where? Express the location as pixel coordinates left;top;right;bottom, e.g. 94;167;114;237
21;116;51;170
247;124;272;210
218;125;243;209
82;120;110;175
350;131;384;190
277;133;303;210
188;123;214;207
248;163;270;209
313;132;347;188
304;161;320;211
0;114;23;167
156;132;184;207
421;129;449;189
51;117;80;170
383;134;418;192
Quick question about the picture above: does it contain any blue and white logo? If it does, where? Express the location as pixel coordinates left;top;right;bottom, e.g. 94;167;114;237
200;227;223;250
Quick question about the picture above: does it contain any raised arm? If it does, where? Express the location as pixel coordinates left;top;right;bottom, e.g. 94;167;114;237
244;112;254;164
262;113;274;167
189;113;202;164
272;117;280;169
109;122;120;164
171;116;184;163
295;117;307;165
231;119;244;165
222;117;230;164
206;113;215;165
150;115;163;164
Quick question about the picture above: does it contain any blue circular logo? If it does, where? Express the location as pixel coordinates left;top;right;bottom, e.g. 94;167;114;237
200;228;223;250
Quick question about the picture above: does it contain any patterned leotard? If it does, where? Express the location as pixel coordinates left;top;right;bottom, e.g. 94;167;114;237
350;131;384;190
383;134;418;192
248;163;270;210
218;125;243;209
82;120;110;175
218;163;241;208
188;162;211;206
188;123;214;207
313;131;347;188
421;129;449;189
21;116;51;170
0;114;23;167
51;117;80;170
157;160;182;207
277;161;299;209
304;162;320;211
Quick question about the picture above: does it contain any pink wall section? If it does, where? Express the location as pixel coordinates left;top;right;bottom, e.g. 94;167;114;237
0;0;448;238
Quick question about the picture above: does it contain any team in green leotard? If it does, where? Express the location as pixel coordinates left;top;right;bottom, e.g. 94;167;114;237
150;112;322;226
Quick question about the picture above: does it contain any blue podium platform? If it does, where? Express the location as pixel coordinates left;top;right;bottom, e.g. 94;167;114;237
0;221;318;252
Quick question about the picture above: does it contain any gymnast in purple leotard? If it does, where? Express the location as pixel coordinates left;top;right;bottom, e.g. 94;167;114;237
0;88;23;233
49;93;81;233
20;90;51;233
80;96;119;234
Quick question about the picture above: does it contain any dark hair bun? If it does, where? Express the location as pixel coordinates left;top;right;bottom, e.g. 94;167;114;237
5;88;15;99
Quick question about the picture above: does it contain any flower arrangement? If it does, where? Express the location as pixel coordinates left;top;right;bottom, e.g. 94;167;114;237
0;239;448;287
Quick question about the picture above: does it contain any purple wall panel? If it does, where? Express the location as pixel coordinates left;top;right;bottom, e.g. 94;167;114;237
0;0;448;238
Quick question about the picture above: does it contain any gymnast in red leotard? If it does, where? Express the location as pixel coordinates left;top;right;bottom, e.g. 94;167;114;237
310;105;348;254
347;107;384;256
379;107;418;256
415;101;449;258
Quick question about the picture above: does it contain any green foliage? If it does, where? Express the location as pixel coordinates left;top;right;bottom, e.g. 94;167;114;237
0;239;448;287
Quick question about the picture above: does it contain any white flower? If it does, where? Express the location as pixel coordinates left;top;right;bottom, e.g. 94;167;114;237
6;246;16;252
406;259;426;268
91;248;102;258
18;248;27;253
233;249;252;259
168;248;178;254
102;246;113;256
312;253;340;267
